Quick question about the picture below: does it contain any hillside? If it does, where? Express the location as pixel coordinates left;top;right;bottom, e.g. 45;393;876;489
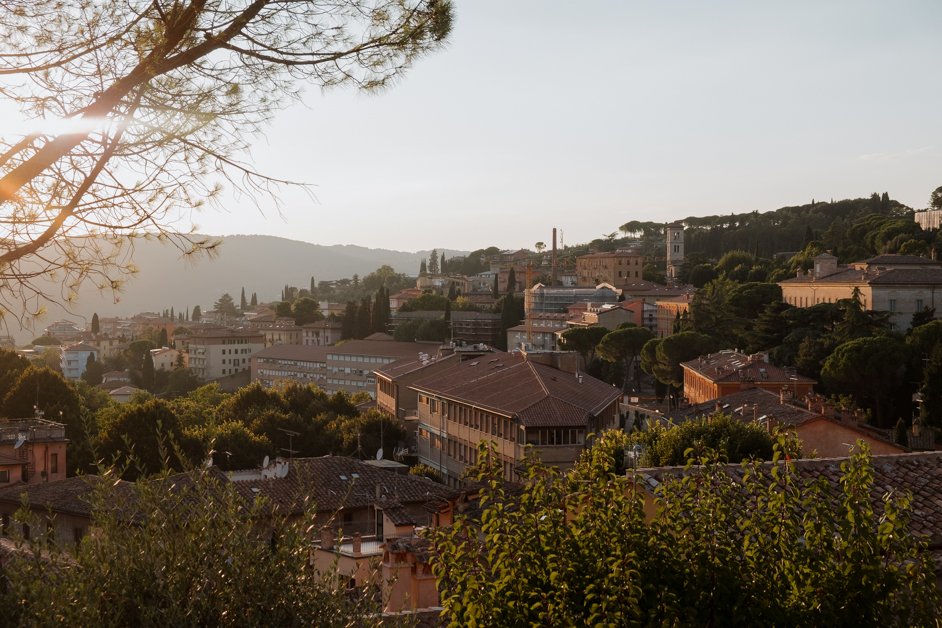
15;235;465;341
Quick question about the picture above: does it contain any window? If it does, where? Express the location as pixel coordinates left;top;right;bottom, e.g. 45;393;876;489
916;299;924;311
50;454;58;474
0;470;8;483
74;527;85;544
889;299;897;312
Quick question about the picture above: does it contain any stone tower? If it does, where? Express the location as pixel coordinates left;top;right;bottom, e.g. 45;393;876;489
666;222;684;279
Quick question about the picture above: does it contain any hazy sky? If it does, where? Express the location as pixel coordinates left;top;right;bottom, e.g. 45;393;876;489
9;1;942;254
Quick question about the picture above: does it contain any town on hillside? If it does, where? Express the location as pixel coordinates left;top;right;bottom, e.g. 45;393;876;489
3;199;942;621
2;1;942;622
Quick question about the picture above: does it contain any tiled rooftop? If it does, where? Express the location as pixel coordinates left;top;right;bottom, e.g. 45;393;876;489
226;456;458;515
254;344;328;362
681;350;815;385
0;475;134;518
410;352;621;427
637;451;942;546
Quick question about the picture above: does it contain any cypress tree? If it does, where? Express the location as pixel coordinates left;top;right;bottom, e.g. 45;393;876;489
341;301;358;340
492;273;499;298
91;312;100;335
251;292;258;307
506;267;516;294
240;287;248;311
420;259;427;276
356;296;372;339
142;351;156;392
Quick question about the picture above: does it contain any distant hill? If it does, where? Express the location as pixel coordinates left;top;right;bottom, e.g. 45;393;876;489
15;235;466;341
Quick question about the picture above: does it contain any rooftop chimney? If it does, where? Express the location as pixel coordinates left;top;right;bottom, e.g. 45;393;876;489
320;526;335;551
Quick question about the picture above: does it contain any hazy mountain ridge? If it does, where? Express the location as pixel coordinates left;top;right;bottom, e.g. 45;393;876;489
19;235;466;340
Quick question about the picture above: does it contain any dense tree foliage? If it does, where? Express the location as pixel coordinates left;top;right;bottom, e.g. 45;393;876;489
627;414;779;466
596;325;654;392
429;432;939;626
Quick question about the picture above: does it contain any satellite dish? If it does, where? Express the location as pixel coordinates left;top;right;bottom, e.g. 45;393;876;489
262;455;270;468
13;434;26;450
376;448;383;460
276;463;289;479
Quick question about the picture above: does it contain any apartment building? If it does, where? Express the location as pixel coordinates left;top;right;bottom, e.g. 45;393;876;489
411;352;621;487
60;343;99;380
252;338;441;398
252;345;328;389
302;320;342;346
187;329;265;381
325;340;440;398
0;418;67;487
374;353;460;420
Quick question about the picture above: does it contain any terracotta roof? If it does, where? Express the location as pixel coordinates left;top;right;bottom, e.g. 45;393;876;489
681;351;816;385
664;388;820;427
328;339;439;361
301;320;342;330
254;344;328;362
869;268;942;284
780;267;942;285
637;452;942;546
226;456;457;515
864;254;940;266
374;352;459;379
0;475;134;519
410;353;621;427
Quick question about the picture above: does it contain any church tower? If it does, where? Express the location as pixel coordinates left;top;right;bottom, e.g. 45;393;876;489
666;222;684;279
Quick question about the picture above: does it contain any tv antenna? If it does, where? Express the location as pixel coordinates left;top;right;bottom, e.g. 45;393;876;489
277;428;301;460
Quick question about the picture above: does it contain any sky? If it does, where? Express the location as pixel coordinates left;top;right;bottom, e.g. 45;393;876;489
6;0;942;254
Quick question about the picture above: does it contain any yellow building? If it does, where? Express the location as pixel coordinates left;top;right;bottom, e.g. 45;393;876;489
778;254;942;330
576;250;645;288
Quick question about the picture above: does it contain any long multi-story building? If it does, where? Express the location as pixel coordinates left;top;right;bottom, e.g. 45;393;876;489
252;345;328;389
252;338;442;398
411;351;621;487
187;329;265;381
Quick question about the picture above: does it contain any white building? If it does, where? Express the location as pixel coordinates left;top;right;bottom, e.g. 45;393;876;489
60;343;99;380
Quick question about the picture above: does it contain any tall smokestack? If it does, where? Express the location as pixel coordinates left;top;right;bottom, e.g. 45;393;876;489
551;228;558;287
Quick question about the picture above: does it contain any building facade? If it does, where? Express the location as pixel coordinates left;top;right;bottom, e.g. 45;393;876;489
778;254;942;331
0;418;67;487
60;343;99;380
575;250;645;288
251;345;328;389
666;222;685;280
187;329;265;381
